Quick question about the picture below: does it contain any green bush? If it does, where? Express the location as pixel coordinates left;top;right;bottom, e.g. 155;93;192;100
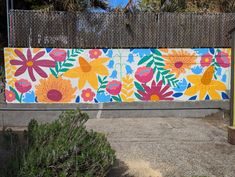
1;110;115;177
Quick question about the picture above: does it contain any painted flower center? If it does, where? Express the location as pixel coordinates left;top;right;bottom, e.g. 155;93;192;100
94;51;97;55
85;93;90;97
150;94;160;101
26;61;34;67
205;58;209;62
9;93;13;97
201;66;214;85
174;61;183;68
79;57;92;72
47;89;62;101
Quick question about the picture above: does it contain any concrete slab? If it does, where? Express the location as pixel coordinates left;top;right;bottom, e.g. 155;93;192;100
86;117;235;177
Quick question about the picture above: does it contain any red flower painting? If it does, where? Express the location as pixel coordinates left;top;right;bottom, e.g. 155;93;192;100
137;80;173;101
10;49;56;81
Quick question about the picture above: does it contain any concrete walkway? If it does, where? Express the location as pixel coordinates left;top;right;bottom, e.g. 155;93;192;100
86;117;235;177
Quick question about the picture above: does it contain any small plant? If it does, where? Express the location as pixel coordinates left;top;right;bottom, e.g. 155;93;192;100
1;110;115;177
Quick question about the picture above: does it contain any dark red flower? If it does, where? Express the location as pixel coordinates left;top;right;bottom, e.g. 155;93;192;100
10;49;56;81
137;80;173;101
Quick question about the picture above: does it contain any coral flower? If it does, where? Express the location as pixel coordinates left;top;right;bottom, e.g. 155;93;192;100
81;88;95;102
49;49;67;62
164;49;197;78
200;53;213;67
35;75;76;103
15;79;32;93
185;66;226;100
64;57;109;90
89;49;102;59
106;80;122;95
216;51;230;68
10;49;56;81
135;66;153;83
5;90;15;102
137;80;173;101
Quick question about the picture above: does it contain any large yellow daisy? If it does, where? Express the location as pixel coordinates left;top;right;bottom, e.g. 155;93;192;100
35;74;76;103
63;57;109;90
164;49;197;78
185;66;226;100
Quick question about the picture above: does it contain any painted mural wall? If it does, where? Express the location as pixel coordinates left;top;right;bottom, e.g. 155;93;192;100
4;48;230;103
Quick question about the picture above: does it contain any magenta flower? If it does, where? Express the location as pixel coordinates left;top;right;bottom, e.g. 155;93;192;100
81;88;95;102
135;66;154;83
15;79;32;93
5;90;16;102
137;80;173;101
216;51;230;68
10;49;56;81
106;80;122;95
200;53;212;67
89;49;102;59
49;49;67;62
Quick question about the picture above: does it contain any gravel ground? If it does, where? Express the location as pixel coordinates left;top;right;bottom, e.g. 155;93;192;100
86;116;235;177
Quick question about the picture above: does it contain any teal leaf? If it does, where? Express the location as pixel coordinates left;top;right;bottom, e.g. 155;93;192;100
151;49;162;56
134;81;144;92
9;86;20;101
50;68;57;78
98;76;102;83
63;63;73;67
112;96;121;102
134;93;142;100
60;68;69;73
156;71;161;81
146;60;154;67
138;55;153;65
155;62;165;67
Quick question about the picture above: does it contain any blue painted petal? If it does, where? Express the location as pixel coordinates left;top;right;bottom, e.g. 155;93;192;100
172;79;187;92
22;91;35;103
46;48;52;53
107;50;113;58
209;48;215;55
189;95;197;100
173;93;183;98
191;66;203;74
222;74;227;82
75;96;80;103
125;65;133;75
102;48;108;53
193;48;209;56
107;60;114;69
216;67;222;76
205;95;210;100
130;48;134;52
222;92;229;99
96;92;111;103
127;54;134;63
110;70;117;79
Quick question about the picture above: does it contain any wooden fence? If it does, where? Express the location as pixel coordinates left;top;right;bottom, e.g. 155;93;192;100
9;10;235;48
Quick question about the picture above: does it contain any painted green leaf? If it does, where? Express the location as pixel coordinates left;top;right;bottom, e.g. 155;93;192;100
134;81;144;92
138;55;153;65
156;57;164;61
156;71;161;81
60;68;69;73
50;68;57;78
63;63;73;67
55;62;60;73
98;76;102;83
134;93;142;100
67;58;76;61
155;62;165;67
151;49;162;56
166;74;174;78
9;86;20;102
146;60;154;67
112;96;121;102
162;70;170;75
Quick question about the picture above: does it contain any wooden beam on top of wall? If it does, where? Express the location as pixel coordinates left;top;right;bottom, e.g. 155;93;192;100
228;31;235;145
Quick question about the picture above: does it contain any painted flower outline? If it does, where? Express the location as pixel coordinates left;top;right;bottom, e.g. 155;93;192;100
10;49;56;81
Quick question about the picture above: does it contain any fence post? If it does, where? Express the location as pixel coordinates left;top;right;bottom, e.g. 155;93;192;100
228;31;235;145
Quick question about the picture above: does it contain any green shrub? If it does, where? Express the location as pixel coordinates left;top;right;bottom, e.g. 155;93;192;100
1;110;115;177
